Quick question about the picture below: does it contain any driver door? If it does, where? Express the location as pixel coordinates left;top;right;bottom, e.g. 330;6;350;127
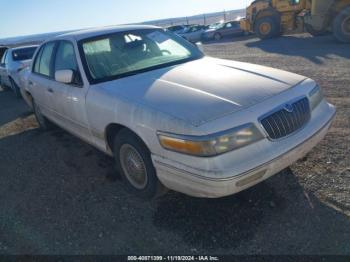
222;22;233;36
51;40;91;141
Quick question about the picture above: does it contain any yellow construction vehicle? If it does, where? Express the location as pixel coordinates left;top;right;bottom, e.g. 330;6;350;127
240;0;350;43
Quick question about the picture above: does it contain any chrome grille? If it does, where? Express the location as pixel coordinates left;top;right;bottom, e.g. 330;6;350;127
260;97;310;140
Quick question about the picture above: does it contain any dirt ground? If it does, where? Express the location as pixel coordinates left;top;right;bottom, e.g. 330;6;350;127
0;33;349;255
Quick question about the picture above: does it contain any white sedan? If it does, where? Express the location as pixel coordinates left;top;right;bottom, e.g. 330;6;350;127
178;25;207;42
22;25;336;199
0;45;38;97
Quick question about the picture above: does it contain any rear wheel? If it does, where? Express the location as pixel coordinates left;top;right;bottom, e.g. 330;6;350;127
254;16;279;39
333;6;350;43
10;79;22;98
33;100;55;131
113;129;167;199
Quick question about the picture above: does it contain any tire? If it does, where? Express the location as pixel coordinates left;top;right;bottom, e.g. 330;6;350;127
333;6;350;43
254;16;279;39
33;99;55;131
113;129;167;199
214;33;222;41
305;23;328;36
10;78;22;99
0;77;9;91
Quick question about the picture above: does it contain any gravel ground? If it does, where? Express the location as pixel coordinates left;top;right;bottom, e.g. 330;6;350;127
0;33;349;255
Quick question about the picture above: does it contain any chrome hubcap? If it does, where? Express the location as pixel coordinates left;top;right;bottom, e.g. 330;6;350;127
120;144;148;189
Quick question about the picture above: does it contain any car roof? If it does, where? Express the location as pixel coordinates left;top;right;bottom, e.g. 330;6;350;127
53;24;160;41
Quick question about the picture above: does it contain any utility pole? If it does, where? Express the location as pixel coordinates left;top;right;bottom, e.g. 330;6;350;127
223;9;227;22
203;14;206;25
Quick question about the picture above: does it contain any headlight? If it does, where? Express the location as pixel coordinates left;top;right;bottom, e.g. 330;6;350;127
309;85;324;110
157;123;263;157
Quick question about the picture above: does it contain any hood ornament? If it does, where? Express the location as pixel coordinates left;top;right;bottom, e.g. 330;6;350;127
284;104;294;113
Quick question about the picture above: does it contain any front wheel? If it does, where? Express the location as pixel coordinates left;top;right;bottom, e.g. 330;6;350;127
113;129;167;199
254;17;279;39
333;6;350;43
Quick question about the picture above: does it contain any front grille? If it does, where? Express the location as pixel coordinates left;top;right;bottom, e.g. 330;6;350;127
260;97;310;140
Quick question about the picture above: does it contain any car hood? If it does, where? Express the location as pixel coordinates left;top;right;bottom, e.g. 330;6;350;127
101;57;306;126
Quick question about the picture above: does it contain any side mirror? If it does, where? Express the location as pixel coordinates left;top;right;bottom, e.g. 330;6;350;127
55;69;74;84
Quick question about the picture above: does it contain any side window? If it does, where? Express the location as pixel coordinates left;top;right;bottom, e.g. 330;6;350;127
34;42;55;77
226;23;233;28
4;51;10;64
54;41;81;85
33;46;44;73
54;41;78;72
0;50;7;64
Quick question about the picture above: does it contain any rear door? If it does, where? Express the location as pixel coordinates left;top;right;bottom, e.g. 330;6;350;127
29;41;57;118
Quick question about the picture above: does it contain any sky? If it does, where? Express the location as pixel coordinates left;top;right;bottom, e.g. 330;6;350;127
0;0;252;39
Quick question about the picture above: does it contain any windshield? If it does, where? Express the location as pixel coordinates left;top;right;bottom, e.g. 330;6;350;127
12;47;37;61
80;29;203;83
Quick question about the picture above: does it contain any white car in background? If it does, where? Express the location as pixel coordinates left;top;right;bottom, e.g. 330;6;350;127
166;25;189;35
178;25;207;43
0;45;38;98
23;25;335;199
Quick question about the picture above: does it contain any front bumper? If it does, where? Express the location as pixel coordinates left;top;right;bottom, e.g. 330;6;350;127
152;104;336;198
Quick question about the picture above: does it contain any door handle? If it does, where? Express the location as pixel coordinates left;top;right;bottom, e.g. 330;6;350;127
47;88;54;93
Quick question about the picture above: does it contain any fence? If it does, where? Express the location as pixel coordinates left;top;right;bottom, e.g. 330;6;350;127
148;9;245;28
